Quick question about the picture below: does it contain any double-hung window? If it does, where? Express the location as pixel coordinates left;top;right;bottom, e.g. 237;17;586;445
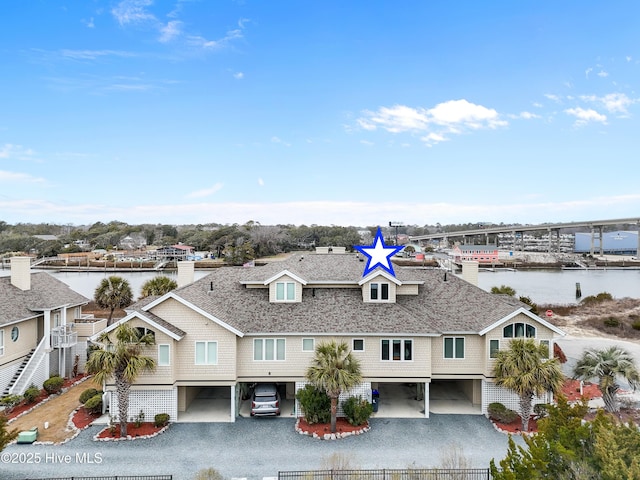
381;339;412;361
489;339;500;358
275;282;295;302
370;283;390;301
302;338;315;352
444;337;465;359
254;338;286;361
195;341;217;365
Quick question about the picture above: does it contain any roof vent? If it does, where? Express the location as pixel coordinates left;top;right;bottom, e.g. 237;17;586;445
209;281;214;291
443;271;448;282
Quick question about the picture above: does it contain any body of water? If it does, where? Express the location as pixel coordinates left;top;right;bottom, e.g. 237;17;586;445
3;267;639;305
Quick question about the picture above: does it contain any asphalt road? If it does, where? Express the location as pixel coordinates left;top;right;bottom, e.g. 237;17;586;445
2;415;521;480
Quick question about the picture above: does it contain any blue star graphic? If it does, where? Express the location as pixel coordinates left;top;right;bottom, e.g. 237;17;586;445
354;227;404;278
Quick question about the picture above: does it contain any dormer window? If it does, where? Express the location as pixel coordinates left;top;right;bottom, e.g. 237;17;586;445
276;281;295;302
370;282;389;301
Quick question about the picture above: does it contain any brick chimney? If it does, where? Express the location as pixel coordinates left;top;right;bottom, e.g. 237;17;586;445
177;260;195;288
10;256;31;291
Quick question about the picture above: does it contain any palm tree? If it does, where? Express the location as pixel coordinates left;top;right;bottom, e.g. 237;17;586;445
94;276;134;325
86;324;156;436
306;340;362;434
493;338;564;432
573;346;640;413
139;275;178;299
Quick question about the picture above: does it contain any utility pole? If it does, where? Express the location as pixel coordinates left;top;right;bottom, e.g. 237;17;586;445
389;221;405;246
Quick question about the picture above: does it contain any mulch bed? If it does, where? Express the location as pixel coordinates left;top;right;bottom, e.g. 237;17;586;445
95;422;166;440
72;406;101;429
296;417;369;439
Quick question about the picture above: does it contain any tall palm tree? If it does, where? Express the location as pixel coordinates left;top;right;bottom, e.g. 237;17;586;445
139;275;178;299
86;324;156;437
493;338;564;432
94;276;134;325
306;340;362;433
573;346;640;413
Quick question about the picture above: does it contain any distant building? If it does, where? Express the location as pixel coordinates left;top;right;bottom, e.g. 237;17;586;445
152;244;195;261
574;231;639;255
452;244;499;263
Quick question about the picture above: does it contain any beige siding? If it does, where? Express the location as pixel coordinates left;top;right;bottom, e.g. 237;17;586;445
483;313;558;377
362;275;397;303
126;318;176;385
396;284;419;295
432;335;484;377
268;274;302;303
0;318;39;366
150;299;238;382
237;335;431;382
73;319;108;339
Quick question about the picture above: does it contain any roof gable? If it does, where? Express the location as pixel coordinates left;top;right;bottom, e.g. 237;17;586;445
143;292;244;337
358;270;402;286
478;307;566;336
262;269;308;286
91;311;186;341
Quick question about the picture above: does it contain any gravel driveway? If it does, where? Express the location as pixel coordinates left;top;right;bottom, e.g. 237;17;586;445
2;415;521;480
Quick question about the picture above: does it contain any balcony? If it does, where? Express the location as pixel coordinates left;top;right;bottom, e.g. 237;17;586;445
51;324;78;348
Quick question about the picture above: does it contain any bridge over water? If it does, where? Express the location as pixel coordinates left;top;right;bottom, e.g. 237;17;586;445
408;217;640;255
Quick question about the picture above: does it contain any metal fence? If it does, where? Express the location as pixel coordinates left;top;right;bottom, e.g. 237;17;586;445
279;469;490;480
25;476;172;480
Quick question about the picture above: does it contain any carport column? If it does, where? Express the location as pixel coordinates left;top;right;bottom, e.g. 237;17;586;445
424;382;429;419
230;384;236;422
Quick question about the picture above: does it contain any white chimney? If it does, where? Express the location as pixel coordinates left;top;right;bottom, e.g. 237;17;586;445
461;260;479;286
10;256;32;291
177;261;195;288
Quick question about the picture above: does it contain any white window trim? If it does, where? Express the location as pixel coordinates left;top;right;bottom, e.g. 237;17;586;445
302;338;315;352
0;329;4;356
503;322;537;339
380;338;413;362
275;281;296;302
353;338;365;352
254;338;286;361
194;341;218;365
444;336;465;359
158;344;170;366
370;282;390;302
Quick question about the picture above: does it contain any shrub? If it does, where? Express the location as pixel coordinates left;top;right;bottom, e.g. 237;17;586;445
84;394;103;414
43;376;64;395
534;403;550;418
79;388;100;404
23;385;41;404
603;317;621;328
296;384;331;424
0;394;22;412
341;395;373;426
154;413;170;427
194;468;225;480
488;402;518;423
581;292;613;305
632;320;640;331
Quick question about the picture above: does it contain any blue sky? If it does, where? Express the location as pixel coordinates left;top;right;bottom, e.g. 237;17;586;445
1;1;639;227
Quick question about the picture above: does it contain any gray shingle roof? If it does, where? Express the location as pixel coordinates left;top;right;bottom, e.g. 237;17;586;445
0;272;90;325
165;253;522;336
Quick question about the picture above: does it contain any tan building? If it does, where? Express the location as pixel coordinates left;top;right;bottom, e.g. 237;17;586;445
95;251;564;423
0;257;101;397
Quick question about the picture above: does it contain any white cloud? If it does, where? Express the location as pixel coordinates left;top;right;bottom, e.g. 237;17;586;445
187;28;243;50
355;99;506;146
59;49;136;60
544;94;562;103
233;72;244;80
564;107;607;126
258;178;264;186
0;144;35;160
112;0;155;26
516;111;541;120
597;70;609;78
0;171;45;183
271;136;291;147
83;17;95;28
581;93;636;114
159;20;183;43
360;140;374;146
585;67;593;79
185;183;224;198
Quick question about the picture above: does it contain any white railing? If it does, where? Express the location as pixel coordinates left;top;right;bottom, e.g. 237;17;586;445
51;324;78;348
9;336;47;395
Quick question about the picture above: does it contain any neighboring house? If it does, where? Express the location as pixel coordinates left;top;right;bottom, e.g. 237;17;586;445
151;244;195;261
0;257;103;396
95;251;564;423
452;244;499;263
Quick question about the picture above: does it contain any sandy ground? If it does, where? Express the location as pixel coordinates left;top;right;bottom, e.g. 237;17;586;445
7;379;100;444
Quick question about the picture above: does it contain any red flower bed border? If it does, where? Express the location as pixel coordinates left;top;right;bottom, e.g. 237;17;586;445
95;422;166;440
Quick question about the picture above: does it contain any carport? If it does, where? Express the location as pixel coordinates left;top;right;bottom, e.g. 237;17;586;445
177;385;235;422
371;383;427;418
429;379;482;414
